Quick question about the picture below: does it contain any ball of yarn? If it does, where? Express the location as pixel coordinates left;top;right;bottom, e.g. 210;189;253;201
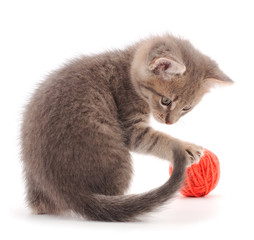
169;149;220;197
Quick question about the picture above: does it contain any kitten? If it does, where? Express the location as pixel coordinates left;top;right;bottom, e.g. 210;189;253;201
21;34;232;222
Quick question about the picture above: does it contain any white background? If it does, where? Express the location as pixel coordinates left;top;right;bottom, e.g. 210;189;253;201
1;0;253;239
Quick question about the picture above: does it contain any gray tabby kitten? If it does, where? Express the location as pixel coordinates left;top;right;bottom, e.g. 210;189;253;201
21;35;232;222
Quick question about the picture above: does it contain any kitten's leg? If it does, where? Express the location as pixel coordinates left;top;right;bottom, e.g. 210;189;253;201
26;177;61;215
128;125;203;165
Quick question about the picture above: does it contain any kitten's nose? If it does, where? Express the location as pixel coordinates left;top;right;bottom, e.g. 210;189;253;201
165;113;172;125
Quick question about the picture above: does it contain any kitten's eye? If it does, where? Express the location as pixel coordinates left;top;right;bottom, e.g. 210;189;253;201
161;97;172;106
182;106;192;111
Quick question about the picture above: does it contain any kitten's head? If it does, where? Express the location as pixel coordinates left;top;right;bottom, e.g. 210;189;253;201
131;35;233;124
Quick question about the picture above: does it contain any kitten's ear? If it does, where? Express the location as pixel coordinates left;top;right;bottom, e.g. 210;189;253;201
205;68;234;88
148;57;186;78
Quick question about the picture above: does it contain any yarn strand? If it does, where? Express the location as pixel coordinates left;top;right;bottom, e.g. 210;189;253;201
169;149;220;197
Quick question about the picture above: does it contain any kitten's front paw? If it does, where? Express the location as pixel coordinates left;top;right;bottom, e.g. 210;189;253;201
181;142;204;166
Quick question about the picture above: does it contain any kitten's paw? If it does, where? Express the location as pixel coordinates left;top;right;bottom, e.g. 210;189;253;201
181;142;204;166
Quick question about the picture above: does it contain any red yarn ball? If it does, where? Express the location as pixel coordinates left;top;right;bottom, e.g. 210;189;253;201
169;149;220;197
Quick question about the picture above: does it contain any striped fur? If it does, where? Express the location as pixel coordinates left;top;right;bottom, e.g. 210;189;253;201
21;34;232;221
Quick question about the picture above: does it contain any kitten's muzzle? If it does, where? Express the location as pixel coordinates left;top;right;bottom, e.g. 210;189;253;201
165;113;172;125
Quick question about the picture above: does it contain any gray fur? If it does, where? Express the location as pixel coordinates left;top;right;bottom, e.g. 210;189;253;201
21;35;232;221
